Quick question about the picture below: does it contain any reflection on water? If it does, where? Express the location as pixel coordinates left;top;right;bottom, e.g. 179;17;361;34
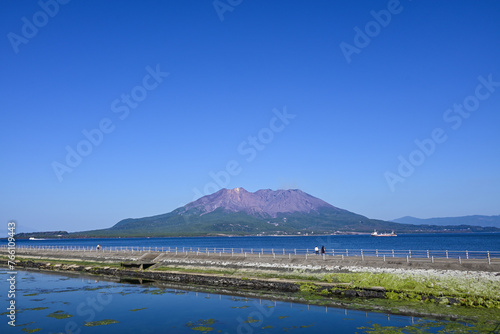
0;269;452;333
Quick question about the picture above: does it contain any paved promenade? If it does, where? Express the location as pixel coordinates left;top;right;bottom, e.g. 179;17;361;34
2;247;499;274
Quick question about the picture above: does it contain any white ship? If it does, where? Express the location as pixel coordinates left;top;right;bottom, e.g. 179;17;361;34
370;230;397;237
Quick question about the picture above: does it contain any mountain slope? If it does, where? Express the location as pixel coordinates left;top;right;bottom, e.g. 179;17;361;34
392;215;500;228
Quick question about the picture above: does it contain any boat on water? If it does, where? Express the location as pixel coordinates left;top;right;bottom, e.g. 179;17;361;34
29;237;45;240
371;230;397;237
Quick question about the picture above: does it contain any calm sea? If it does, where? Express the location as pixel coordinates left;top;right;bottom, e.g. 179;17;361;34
0;269;463;333
9;232;500;252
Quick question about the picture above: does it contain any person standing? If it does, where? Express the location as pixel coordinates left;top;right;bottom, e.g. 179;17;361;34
321;245;325;255
315;246;319;255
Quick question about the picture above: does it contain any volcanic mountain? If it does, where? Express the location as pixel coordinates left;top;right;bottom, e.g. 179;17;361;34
69;188;498;237
73;188;392;237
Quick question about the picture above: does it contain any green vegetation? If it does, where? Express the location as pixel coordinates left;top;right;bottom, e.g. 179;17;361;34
358;319;500;333
21;328;42;333
129;307;147;312
321;272;500;308
47;310;73;319
83;319;119;327
186;319;216;332
24;307;48;311
243;317;259;323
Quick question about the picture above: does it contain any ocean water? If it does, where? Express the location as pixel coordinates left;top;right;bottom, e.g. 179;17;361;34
0;269;461;333
9;232;500;253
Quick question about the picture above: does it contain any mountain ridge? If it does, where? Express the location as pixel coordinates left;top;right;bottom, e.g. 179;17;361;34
392;215;500;228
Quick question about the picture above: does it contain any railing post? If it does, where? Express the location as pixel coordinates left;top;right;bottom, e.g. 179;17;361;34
427;250;429;258
446;250;448;259
466;250;469;260
487;251;491;265
346;249;348;257
361;249;363;261
392;249;394;258
409;250;411;258
376;249;378;257
459;256;462;264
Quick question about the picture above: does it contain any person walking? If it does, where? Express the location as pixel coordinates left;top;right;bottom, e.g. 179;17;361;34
315;246;319;255
321;245;325;255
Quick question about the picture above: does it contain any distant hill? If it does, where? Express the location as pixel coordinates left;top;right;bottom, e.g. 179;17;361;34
65;188;498;238
392;215;500;228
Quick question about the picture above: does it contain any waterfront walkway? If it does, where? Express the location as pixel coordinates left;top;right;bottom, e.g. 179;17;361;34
2;245;499;273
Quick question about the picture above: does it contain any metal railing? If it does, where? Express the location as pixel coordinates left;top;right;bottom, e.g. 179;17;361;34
1;244;498;264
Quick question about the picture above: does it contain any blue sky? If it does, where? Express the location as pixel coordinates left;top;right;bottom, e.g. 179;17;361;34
1;0;499;232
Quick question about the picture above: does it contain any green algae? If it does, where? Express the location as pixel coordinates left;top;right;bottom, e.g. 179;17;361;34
358;319;500;333
83;319;119;327
243;317;260;323
319;272;500;309
191;326;214;332
18;322;35;327
142;288;168;295
24;307;48;311
262;325;274;329
186;319;217;332
231;305;250;309
21;328;42;333
130;307;147;312
47;310;73;319
278;316;289;319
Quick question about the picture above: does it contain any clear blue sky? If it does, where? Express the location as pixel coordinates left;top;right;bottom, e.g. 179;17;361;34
1;0;499;232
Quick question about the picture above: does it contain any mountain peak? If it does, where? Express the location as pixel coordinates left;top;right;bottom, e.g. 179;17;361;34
183;188;338;218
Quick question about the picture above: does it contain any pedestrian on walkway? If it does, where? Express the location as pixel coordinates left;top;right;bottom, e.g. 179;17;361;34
315;246;319;255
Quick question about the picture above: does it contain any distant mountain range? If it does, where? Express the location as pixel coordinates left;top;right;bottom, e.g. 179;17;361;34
16;188;499;238
392;215;500;229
